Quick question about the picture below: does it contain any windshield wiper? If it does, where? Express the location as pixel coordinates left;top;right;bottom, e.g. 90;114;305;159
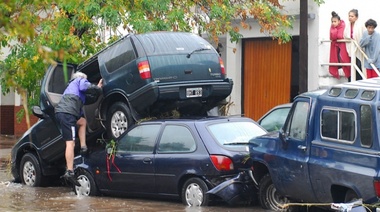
187;47;211;58
223;141;249;145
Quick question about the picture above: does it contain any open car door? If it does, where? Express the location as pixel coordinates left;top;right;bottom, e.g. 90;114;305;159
32;63;75;162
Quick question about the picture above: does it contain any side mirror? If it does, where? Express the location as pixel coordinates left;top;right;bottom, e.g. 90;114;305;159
279;129;289;149
32;106;46;119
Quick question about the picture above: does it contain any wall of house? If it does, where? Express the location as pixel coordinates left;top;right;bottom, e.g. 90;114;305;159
0;38;28;136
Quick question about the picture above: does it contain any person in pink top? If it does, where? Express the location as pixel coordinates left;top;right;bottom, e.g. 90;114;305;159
329;11;351;79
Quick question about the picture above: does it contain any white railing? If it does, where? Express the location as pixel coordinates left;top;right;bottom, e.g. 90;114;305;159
320;39;380;81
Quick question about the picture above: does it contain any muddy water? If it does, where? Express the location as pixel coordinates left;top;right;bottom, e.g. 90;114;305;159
0;146;261;212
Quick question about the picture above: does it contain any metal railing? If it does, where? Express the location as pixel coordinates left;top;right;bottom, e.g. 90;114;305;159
320;39;380;81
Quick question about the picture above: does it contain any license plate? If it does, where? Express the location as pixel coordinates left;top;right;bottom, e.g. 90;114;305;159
186;87;202;98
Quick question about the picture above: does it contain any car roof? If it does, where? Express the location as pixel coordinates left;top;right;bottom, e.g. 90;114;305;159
134;116;255;125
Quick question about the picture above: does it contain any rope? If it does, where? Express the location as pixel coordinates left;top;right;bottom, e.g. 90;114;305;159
279;201;376;212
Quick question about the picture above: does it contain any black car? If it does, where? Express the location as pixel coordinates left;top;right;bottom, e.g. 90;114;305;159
73;116;267;206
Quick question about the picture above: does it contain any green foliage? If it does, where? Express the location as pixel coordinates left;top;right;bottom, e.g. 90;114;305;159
0;0;325;128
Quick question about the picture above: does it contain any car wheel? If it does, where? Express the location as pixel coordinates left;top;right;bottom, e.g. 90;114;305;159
181;177;209;206
106;102;133;139
20;153;42;187
259;173;289;211
74;169;99;196
344;189;359;202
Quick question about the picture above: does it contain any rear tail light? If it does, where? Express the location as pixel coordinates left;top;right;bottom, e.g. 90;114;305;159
210;155;234;171
374;180;380;197
219;57;226;75
138;60;151;80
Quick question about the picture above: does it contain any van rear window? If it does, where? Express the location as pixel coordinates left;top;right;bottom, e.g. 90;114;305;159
136;32;214;55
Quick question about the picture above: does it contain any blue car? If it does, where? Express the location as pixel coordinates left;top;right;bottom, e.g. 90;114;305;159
73;116;267;206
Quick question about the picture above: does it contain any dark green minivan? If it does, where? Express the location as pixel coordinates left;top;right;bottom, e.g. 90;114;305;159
79;31;233;139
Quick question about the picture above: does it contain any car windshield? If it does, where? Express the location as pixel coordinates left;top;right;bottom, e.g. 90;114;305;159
208;121;267;145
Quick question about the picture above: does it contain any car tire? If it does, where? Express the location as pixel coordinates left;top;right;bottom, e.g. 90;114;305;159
74;169;99;196
181;177;209;206
106;102;133;139
259;173;290;211
20;153;43;187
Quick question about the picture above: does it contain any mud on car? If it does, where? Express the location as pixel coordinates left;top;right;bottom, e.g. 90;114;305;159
11;31;233;187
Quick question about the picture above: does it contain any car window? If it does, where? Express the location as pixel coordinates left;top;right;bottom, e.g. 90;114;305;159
321;107;356;143
360;105;372;147
287;101;309;141
157;125;196;153
137;32;213;55
117;124;160;153
260;107;291;132
101;37;136;73
208;121;266;145
47;65;74;94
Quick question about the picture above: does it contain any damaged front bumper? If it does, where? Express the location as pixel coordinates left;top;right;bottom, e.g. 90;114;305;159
207;169;258;205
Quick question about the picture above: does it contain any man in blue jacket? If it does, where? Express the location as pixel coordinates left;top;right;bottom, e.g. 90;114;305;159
55;72;103;186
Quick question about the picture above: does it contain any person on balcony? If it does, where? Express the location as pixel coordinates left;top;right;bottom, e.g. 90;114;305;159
344;9;366;81
329;11;351;79
360;19;380;78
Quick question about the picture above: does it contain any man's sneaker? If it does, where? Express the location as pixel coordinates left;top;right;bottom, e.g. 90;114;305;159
80;147;88;157
62;170;81;186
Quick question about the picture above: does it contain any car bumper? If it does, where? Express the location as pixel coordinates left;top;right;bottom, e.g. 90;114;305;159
129;79;233;112
207;170;257;205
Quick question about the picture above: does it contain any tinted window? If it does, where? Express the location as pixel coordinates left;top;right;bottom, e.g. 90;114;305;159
48;65;74;94
117;124;160;153
321;108;356;142
158;125;196;153
287;102;309;140
136;32;214;55
360;105;372;147
104;38;135;73
208;121;266;145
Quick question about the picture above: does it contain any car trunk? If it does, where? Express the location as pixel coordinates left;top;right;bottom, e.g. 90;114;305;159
148;54;223;83
135;32;224;83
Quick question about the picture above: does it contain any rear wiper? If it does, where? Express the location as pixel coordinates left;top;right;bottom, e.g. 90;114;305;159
187;47;211;58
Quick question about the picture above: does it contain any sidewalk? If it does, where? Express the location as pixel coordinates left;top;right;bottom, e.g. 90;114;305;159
0;135;18;149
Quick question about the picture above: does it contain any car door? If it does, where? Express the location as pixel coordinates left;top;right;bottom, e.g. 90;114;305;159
105;123;161;194
154;123;202;195
273;98;315;201
35;63;75;161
